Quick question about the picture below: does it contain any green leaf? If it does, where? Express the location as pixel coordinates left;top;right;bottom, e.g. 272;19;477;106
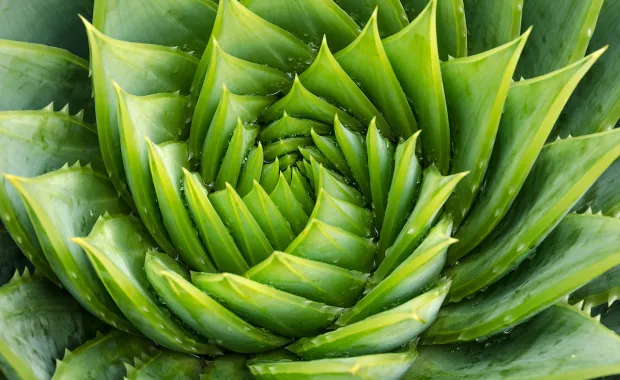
552;0;620;138
116;86;189;257
85;20;198;209
259;113;331;143
338;219;454;326
447;129;620;302
407;305;620;379
269;173;309;235
312;161;365;207
237;144;264;198
261;76;362;131
243;182;296;251
192;272;344;338
288;168;315;215
7;164;133;331
602;302;620;335
0;109;102;283
278;153;300;171
442;31;529;226
0;40;92;114
200;90;274;185
571;264;620;311
376;132;421;261
299;38;393;139
125;350;205;380
0;231;31;286
0;271;102;380
300;146;338;173
192;0;314;97
241;0;360;51
335;10;417;138
260;159;281;194
450;50;606;264
287;282;449;359
215;121;260;190
146;140;216;272
366;119;395;229
308;190;373;238
464;0;524;55
183;170;249;275
0;0;93;58
311;130;353;179
210;184;274;266
264;137;314;161
145;251;289;353
249;352;416;380
286;218;376;272
73;214;220;354
191;40;290;160
93;0;217;54
426;214;620;344
245;251;368;307
370;166;467;288
334;117;371;200
573;159;620;218
334;0;408;37
516;0;604;79
383;0;450;172
202;354;253;380
52;331;153;380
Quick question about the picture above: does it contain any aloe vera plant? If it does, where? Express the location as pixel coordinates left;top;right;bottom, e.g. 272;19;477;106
0;0;619;379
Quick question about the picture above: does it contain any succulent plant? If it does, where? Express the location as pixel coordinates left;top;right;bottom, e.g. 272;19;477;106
1;0;620;379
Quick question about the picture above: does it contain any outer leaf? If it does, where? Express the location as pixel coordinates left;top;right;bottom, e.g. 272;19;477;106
52;331;153;380
0;110;102;283
202;355;253;380
146;140;215;272
144;251;289;353
334;0;408;37
215;121;260;190
335;10;417;138
0;40;91;114
200;90;274;185
93;0;217;54
0;231;31;286
242;0;360;51
249;352;416;380
85;20;198;208
366;119;395;229
441;31;529;226
245;251;368;308
464;0;523;55
573;159;620;218
0;271;102;380
287;282;449;360
516;0;604;79
337;219;454;326
370;167;467;288
192;0;314;96
73;214;219;354
602;302;620;335
259;113;331;143
192;272;344;338
450;50;606;263
0;0;93;58
210;184;273;266
125;350;205;380
269;173;309;234
407;305;620;379
446;129;620;302
191;40;290;159
237;144;264;198
183;170;249;275
571;264;620;311
116;86;189;256
426;214;620;344
286;218;376;272
383;0;450;173
7;165;132;331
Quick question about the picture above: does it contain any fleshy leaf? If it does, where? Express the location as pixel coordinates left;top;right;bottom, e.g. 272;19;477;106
7;165;133;331
183;170;249;275
259;113;331;143
269;173;309;235
260;159;281;194
573;159;620;218
215;121;260;190
145;251;289;353
426;214;620;343
465;0;524;55
0;272;102;380
312;161;365;207
442;31;529;226
450;50;606;263
249;352;416;380
237;144;264;198
289;168;315;215
407;305;620;379
192;272;344;338
125;350;205;380
146;140;216;272
0;109;102;283
311;130;353;179
264;137;314;161
245;251;368;308
447;129;620;302
334;0;408;37
202;354;253;380
85;20;198;208
308;190;373;238
0;231;31;286
287;282;449;359
366;119;395;229
73;214;219;354
52;331;153;380
334;117;371;200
